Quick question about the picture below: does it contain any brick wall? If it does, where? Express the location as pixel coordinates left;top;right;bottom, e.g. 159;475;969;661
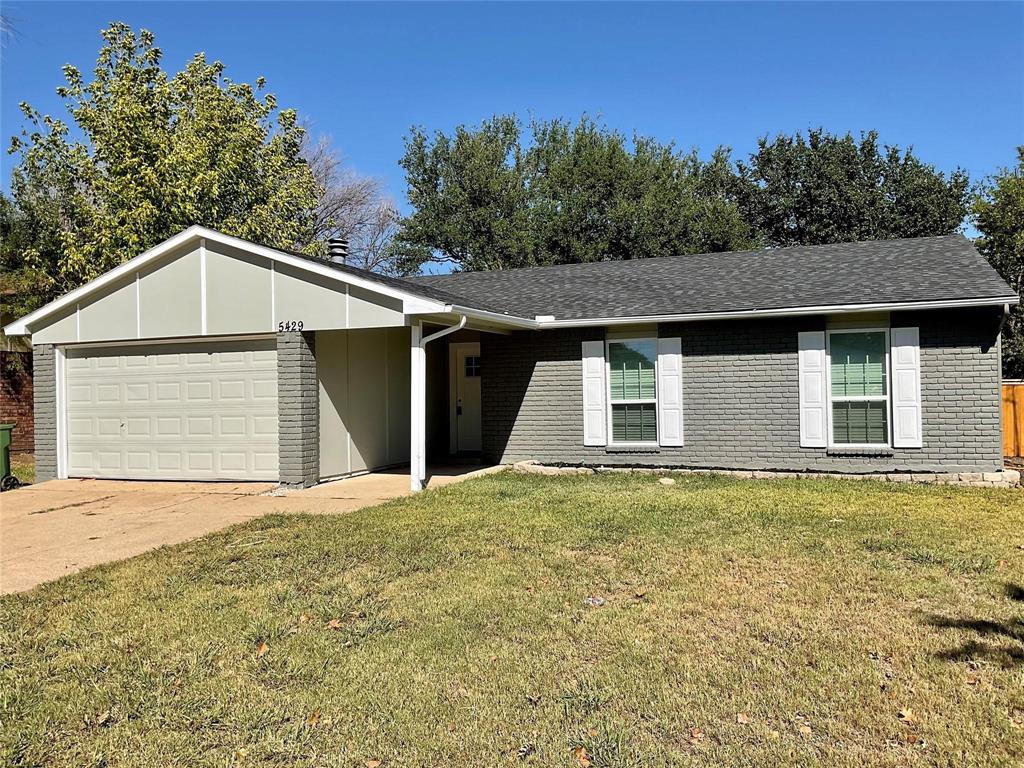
0;351;34;453
32;345;57;482
482;307;1004;474
277;331;319;487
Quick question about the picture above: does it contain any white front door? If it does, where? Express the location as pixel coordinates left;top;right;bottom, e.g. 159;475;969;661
450;342;482;453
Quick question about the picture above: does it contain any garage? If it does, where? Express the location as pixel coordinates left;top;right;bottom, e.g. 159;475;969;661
4;226;471;488
65;339;278;480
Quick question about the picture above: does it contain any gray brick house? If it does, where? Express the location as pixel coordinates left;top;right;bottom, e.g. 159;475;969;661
5;227;1017;490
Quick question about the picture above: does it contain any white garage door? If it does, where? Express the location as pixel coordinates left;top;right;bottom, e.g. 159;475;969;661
65;339;278;480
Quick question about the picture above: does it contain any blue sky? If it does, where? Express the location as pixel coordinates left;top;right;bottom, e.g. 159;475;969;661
2;1;1022;210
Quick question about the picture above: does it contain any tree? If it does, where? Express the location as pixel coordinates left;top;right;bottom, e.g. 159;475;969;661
302;133;403;274
973;147;1024;377
393;115;754;272
736;129;970;247
4;22;322;311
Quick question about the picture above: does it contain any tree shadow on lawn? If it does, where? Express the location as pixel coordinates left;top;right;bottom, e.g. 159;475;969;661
922;583;1024;668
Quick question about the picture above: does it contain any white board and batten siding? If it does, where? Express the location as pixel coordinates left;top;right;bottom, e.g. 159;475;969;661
65;339;278;480
31;240;408;346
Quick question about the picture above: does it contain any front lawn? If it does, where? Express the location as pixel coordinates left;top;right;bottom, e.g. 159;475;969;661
2;473;1022;767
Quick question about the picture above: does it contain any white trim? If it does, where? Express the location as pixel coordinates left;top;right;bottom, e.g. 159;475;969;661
448;341;481;453
825;327;891;449
135;272;141;339
75;304;80;342
199;238;208;335
605;336;659;447
269;261;276;329
533;296;1018;330
55;347;68;479
57;333;275;351
4;225;450;336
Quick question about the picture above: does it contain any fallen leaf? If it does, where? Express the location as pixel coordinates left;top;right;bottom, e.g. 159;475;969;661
255;641;269;659
736;712;750;725
769;729;781;739
327;618;343;630
583;596;606;608
688;727;705;744
306;710;320;726
573;745;592;767
965;673;980;686
95;710;111;727
365;761;382;768
516;743;536;760
898;708;919;726
798;724;812;736
634;588;648;599
489;654;498;662
298;612;311;623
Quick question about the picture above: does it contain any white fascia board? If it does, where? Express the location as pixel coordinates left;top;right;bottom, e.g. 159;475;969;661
440;304;539;330
534;295;1019;329
3;225;449;336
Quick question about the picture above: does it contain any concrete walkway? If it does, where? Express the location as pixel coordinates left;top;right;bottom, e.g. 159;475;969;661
0;465;497;594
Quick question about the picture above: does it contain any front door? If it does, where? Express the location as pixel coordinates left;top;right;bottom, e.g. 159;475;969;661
451;342;482;453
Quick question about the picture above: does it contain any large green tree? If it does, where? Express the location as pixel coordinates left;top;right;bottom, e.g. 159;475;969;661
736;129;970;247
394;115;754;272
973;147;1024;377
3;23;322;314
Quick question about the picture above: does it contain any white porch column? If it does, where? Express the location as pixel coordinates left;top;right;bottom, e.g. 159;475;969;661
410;321;425;491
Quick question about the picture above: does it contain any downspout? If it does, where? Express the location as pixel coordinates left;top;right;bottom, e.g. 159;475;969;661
410;315;468;492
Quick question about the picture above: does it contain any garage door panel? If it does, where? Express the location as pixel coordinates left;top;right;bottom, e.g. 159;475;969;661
65;340;278;480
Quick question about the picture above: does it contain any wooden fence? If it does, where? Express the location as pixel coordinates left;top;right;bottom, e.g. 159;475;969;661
1004;381;1024;458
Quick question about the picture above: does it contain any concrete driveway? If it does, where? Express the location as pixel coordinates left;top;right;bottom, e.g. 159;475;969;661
0;465;496;594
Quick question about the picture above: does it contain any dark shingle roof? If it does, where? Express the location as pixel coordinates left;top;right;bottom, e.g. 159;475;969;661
406;235;1016;320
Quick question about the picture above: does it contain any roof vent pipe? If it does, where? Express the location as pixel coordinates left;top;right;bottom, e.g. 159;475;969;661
327;237;349;264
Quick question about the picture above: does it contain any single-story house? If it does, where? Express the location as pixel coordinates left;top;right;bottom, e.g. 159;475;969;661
4;226;1018;490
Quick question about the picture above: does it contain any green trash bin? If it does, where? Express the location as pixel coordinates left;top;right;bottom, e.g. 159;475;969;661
0;423;16;490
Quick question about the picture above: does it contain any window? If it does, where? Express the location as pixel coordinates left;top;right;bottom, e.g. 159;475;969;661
464;356;480;377
607;339;657;444
828;330;889;446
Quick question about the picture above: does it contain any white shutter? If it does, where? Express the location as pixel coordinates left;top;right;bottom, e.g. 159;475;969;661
798;331;828;448
657;337;684;446
890;327;923;448
581;340;607;446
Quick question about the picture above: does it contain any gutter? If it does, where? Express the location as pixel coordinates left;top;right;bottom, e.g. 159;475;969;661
423;295;1019;332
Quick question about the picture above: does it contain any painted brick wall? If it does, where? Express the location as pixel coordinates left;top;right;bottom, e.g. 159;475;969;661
32;345;57;482
0;351;34;453
277;331;319;487
482;307;1004;474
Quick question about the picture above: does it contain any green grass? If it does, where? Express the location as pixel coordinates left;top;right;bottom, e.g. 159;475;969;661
2;472;1023;767
9;453;34;486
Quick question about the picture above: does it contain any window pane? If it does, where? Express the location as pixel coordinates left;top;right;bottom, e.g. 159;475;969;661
612;404;657;443
609;340;657;400
830;332;886;397
832;401;887;444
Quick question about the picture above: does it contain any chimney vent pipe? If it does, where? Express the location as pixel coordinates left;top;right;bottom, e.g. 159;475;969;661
327;237;349;264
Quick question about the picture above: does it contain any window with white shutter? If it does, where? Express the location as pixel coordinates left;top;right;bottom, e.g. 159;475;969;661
890;327;923;448
581;340;607;446
606;338;658;445
657;337;684;446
